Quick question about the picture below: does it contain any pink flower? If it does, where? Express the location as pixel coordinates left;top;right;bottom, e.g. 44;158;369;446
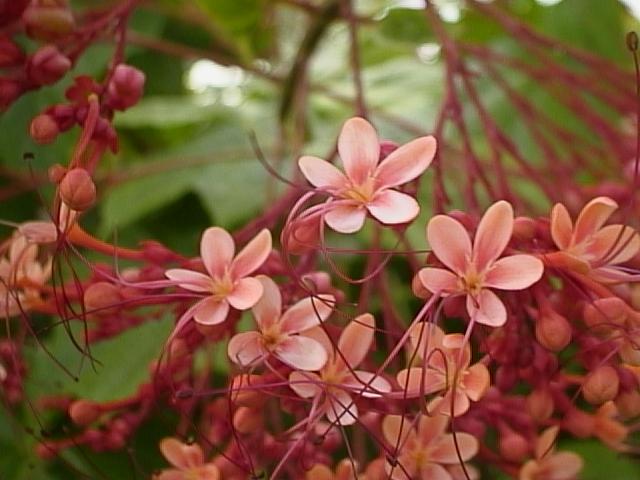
227;276;334;371
417;201;544;327
519;427;583;480
154;437;220;480
549;196;640;282
165;227;271;325
289;313;391;425
382;414;478;480
298;117;436;233
397;325;490;417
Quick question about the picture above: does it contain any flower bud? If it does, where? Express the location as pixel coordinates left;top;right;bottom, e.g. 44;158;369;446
106;64;145;111
27;45;71;85
583;365;619;405
526;388;554;423
0;0;30;27
232;406;263;434
563;408;594;438
513;216;536;241
535;310;571;351
84;282;122;316
286;215;320;254
48;163;66;183
583;297;627;334
230;374;264;407
0;35;24;67
69;399;102;426
495;365;518;391
379;140;399;160
30;113;59;144
499;429;529;463
59;168;96;211
616;389;640;419
22;0;75;41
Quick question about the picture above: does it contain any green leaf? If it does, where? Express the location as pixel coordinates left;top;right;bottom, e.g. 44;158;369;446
563;439;640;480
114;96;225;129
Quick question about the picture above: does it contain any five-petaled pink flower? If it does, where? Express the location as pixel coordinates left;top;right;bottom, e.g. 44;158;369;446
154;437;220;480
227;276;334;371
166;227;271;325
298;117;436;233
289;313;391;425
549;196;640;282
382;414;478;480
519;426;583;480
417;201;544;327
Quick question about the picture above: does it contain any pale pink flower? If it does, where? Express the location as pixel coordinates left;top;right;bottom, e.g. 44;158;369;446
154;437;220;480
227;276;334;371
397;325;490;417
549;196;640;282
417;201;544;327
382;414;478;480
289;313;391;425
165;227;271;325
298;117;436;233
519;426;583;480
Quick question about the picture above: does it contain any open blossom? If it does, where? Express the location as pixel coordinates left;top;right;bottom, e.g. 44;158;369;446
227;276;334;371
289;313;391;425
382;414;478;480
549;196;640;282
154;437;220;480
397;325;490;417
417;201;544;327
298;117;436;233
165;227;271;325
519;426;583;480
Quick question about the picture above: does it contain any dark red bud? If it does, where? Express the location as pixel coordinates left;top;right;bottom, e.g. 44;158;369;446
59;168;96;211
0;77;22;110
27;45;71;85
0;0;30;27
106;64;145;111
30;113;59;144
0;35;24;67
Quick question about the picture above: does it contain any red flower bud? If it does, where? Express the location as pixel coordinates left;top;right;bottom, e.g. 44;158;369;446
59;168;96;211
84;282;122;316
69;399;102;426
233;406;263;434
22;0;75;41
564;408;594;438
0;35;24;67
499;429;529;462
535;310;572;352
27;44;71;85
0;0;30;27
583;365;619;405
526;388;554;423
30;113;59;144
106;64;145;111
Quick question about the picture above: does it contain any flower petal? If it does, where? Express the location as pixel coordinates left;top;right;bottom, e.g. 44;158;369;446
573;196;618;245
374;136;436;188
418;268;459;295
343;370;391;398
251;276;282;330
367;190;420;225
196;465;221;480
326;389;358;425
298;155;348;190
550;203;573;250
324;204;367;234
396;367;447;396
462;363;490;401
227;277;263;310
417;414;449;444
289;371;322;398
200;227;235;278
165;269;212;293
431;432;479;463
230;229;272;279
466;289;507;327
159;437;203;469
280;294;334;334
472;200;513;272
228;331;266;367
543;452;584;480
587;224;640;265
419;463;452;480
427;215;472;275
274;336;328;371
193;297;229;325
484;254;544;290
337;313;375;369
338;117;380;184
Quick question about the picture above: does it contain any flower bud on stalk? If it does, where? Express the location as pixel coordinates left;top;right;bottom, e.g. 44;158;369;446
26;45;70;85
106;64;145;111
22;0;75;41
69;399;102;426
535;309;572;352
47;163;66;183
526;388;554;423
30;113;59;144
59;168;96;211
499;427;529;462
84;282;122;317
582;365;620;405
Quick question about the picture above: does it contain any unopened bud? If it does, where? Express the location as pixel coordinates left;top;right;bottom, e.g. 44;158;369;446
535;310;571;351
563;408;594;438
583;365;619;405
0;35;24;67
616;390;640;419
69;399;101;426
513;216;536;241
230;374;264;407
22;0;75;41
84;282;121;316
583;297;627;334
379;140;399;160
59;168;96;211
499;429;529;462
48;163;66;183
30;113;59;144
495;365;518;391
27;45;71;85
526;388;554;423
233;406;263;434
106;64;145;111
286;215;320;254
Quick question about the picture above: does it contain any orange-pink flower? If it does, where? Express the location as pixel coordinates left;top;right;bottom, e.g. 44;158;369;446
549;196;640;282
417;201;544;327
165;227;271;325
382;414;478;480
289;313;391;425
154;437;220;480
519;426;583;480
298;117;436;233
227;276;334;371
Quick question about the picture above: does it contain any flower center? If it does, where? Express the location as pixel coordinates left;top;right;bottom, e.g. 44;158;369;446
261;325;284;350
210;271;234;300
341;177;376;204
460;269;484;296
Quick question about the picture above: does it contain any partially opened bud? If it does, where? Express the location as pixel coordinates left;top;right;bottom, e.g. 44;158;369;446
69;399;101;426
106;64;145;110
30;113;59;144
526;388;554;423
22;0;75;41
59;168;96;211
583;365;619;405
27;45;71;85
535;310;571;351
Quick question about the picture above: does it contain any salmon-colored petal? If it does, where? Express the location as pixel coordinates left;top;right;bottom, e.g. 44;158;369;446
251;276;282;330
326;389;358;425
159;437;203;469
543;452;583;480
227;277;263;310
408;323;445;361
573;196;617;245
550;203;573;250
484;254;544;290
298;155;348;191
472;200;513;272
338;117;380;184
275;336;328;371
431;432;478;463
337;313;375;369
419;463;452;480
396;367;447;396
417;414;449;444
200;227;235;278
382;414;416;446
324;204;367;233
447;464;480;480
466;289;507;327
374;136;436;188
430;388;471;417
154;468;184;480
367;190;419;225
18;221;58;244
301;326;334;361
194;297;230;325
427;215;472;275
197;464;221;480
440;334;470;368
289;371;322;398
418;268;459;295
587;225;640;265
227;331;266;366
535;426;559;459
165;269;212;293
230;229;272;279
462;363;490;401
519;460;540;480
280;294;334;334
343;370;391;398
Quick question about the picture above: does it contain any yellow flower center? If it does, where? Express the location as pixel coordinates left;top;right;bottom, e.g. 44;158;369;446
261;324;285;350
210;271;234;300
341;177;376;204
460;268;484;297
